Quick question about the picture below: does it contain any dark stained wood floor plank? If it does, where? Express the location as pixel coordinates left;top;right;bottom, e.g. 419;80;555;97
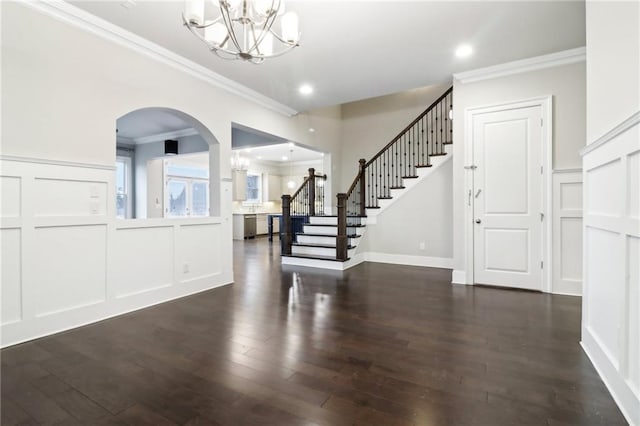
1;237;628;425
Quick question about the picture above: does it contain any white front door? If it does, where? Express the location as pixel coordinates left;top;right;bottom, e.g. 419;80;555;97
472;105;543;291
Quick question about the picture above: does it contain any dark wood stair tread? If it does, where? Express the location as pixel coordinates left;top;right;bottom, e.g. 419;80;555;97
401;175;419;179
415;164;433;168
389;186;405;190
296;233;362;238
292;243;355;249
282;254;349;262
304;224;365;228
377;196;392;200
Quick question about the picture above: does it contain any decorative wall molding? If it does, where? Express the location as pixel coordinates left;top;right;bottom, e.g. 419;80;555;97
0;154;116;170
582;116;640;426
0;158;232;348
134;128;199;145
552;170;583;296
453;47;586;84
21;0;298;117
581;111;640;156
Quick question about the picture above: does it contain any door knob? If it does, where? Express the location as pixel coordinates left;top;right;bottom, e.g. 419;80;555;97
475;219;482;224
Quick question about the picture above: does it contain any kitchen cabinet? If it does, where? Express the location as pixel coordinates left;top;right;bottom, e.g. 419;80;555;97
263;174;282;201
232;170;247;201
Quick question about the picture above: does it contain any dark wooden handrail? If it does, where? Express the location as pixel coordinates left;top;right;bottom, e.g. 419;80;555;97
365;86;452;168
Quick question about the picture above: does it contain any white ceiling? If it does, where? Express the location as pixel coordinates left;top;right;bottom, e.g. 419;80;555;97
72;1;585;112
235;142;324;163
117;108;193;139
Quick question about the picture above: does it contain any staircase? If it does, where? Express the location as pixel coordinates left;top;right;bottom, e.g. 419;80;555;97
281;87;453;270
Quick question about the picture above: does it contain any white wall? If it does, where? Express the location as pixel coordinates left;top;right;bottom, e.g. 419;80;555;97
358;157;453;267
0;1;341;347
452;62;587;289
586;1;640;143
339;82;451;189
581;2;640;425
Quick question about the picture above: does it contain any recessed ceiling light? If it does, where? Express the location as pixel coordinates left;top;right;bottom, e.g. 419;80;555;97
308;128;315;133
455;44;473;58
288;142;295;147
299;84;313;95
245;148;252;152
257;156;262;159
282;156;288;161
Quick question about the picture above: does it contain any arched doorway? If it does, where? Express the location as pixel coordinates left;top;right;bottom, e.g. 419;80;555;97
115;107;221;218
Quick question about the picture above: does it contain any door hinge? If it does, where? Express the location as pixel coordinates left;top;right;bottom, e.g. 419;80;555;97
540;166;543;174
540;118;543;126
541;261;544;269
540;212;544;221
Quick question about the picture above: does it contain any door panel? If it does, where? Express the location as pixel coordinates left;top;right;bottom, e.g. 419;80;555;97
473;106;543;290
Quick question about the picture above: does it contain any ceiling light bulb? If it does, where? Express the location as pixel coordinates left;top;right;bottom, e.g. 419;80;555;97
299;84;313;95
455;44;473;58
281;11;299;43
288;142;294;147
308;128;315;133
287;180;296;189
184;0;204;25
282;156;288;161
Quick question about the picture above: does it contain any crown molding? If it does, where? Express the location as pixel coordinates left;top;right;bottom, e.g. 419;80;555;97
580;111;640;157
0;154;116;170
133;128;199;145
453;47;586;84
21;0;299;117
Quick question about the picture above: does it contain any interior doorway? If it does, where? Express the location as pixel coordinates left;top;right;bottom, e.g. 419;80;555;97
465;97;552;291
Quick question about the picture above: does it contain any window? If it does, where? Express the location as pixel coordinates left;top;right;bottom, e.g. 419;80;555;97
165;163;209;217
115;156;132;219
246;172;262;203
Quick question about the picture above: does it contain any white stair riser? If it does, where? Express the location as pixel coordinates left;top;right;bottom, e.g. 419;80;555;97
289;246;357;258
303;225;336;235
308;216;338;225
296;235;359;246
292;246;337;257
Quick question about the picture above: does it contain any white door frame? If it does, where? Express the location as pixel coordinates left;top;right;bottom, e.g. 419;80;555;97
463;96;553;292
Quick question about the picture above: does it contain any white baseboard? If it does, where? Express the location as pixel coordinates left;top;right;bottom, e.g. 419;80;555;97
582;328;640;426
364;252;452;269
451;269;468;285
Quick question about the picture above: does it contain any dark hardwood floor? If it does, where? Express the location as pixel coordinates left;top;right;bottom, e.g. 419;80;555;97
1;237;627;425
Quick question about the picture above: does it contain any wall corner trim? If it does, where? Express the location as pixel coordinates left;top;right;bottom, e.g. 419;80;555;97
21;0;298;117
451;269;468;285
453;47;586;84
580;111;640;156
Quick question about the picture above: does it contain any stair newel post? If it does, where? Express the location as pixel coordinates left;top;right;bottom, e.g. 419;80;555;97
358;159;366;217
281;194;292;256
308;168;316;217
336;193;348;261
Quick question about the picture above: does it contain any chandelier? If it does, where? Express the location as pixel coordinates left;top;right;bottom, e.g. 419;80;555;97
183;0;300;64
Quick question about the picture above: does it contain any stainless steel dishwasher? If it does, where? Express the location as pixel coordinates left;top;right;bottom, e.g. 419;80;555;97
243;214;257;239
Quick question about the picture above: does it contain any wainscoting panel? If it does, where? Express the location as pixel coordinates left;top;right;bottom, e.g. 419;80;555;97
177;223;222;283
585;227;624;366
552;170;583;295
0;176;21;218
628;150;639;219
581;113;640;426
34;178;108;217
0;157;232;348
627;235;639;396
33;225;107;317
111;226;174;298
1;229;22;325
